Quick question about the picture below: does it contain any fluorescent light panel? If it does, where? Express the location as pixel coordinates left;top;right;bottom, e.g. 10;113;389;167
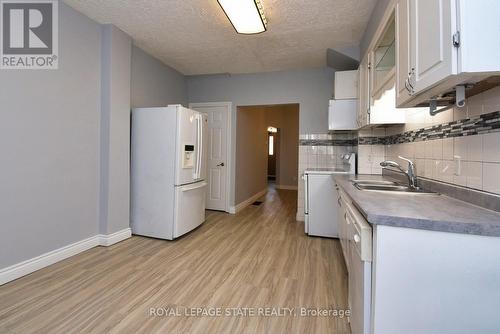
217;0;267;34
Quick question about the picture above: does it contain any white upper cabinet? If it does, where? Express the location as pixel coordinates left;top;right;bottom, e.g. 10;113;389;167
335;70;359;99
357;11;405;128
397;0;500;108
458;0;500;73
371;16;396;98
396;0;412;105
329;70;359;130
328;99;359;131
410;0;456;94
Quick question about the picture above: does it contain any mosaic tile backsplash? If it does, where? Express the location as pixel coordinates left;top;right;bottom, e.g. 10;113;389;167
359;110;500;146
296;86;500;220
357;85;500;195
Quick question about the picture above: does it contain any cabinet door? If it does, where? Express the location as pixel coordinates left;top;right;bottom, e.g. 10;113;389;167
328;100;359;131
358;55;370;127
335;70;359;99
396;0;413;106
410;0;457;94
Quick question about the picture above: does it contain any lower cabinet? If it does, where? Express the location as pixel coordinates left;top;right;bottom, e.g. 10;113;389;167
337;185;372;334
338;183;500;334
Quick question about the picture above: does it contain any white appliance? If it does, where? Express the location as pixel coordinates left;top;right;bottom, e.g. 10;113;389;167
338;188;372;334
303;153;356;237
131;105;208;240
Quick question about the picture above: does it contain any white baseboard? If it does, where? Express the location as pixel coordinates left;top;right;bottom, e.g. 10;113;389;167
99;228;132;246
276;185;298;190
0;228;131;285
229;189;267;214
296;212;305;222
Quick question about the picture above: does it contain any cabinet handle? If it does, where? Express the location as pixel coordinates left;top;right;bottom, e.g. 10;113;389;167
408;68;416;95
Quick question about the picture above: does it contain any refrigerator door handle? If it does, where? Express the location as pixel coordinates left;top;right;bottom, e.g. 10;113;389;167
198;114;203;180
181;181;207;192
194;114;201;180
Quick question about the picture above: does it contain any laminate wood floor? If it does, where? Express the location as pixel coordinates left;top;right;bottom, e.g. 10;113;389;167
0;186;350;334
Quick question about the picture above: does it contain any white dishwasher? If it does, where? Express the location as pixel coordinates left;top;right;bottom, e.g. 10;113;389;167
343;193;372;334
303;154;356;238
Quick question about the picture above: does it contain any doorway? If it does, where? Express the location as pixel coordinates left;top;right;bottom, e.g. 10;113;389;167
235;104;299;211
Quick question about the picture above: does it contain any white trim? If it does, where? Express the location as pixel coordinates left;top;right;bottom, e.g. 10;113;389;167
229;189;267;214
0;228;131;285
275;185;298;190
189;102;233;214
98;228;132;246
296;212;305;222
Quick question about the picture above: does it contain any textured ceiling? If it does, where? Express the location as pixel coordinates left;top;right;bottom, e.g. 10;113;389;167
63;0;377;75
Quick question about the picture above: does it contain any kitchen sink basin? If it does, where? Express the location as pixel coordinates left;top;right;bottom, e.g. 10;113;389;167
351;180;400;186
352;181;438;195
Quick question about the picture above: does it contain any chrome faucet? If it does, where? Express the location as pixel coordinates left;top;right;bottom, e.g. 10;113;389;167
380;156;419;190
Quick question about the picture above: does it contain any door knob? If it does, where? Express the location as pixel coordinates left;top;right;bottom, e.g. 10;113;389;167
217;162;225;167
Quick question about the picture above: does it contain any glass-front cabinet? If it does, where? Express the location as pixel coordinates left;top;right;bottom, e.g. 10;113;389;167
371;14;396;98
357;9;405;127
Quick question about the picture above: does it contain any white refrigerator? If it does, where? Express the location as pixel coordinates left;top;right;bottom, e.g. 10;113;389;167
131;105;208;240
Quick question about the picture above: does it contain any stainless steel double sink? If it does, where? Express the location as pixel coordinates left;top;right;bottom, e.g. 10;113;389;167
352;180;438;195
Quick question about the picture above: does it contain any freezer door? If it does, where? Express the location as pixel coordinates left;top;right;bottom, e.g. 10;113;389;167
173;181;207;238
175;106;198;185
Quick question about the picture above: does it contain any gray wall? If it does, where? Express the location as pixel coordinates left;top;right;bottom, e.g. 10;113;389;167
0;3;102;268
0;3;197;270
187;67;334;206
235;107;268;204
187;67;334;134
131;46;187;108
99;25;132;235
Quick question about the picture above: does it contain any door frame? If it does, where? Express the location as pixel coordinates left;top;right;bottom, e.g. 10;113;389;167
189;102;232;213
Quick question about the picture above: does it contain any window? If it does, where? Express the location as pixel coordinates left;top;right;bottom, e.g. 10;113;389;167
269;135;274;156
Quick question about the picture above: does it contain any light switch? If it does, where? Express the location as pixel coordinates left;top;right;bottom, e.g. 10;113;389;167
453;155;462;176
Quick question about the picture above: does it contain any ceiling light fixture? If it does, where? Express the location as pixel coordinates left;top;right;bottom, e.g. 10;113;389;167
217;0;268;35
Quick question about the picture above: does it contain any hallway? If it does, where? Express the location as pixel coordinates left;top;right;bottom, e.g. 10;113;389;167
0;188;349;334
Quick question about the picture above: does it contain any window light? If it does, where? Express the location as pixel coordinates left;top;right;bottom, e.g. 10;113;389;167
269;135;274;156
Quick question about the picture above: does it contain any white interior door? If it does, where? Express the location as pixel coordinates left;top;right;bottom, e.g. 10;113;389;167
189;102;231;212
